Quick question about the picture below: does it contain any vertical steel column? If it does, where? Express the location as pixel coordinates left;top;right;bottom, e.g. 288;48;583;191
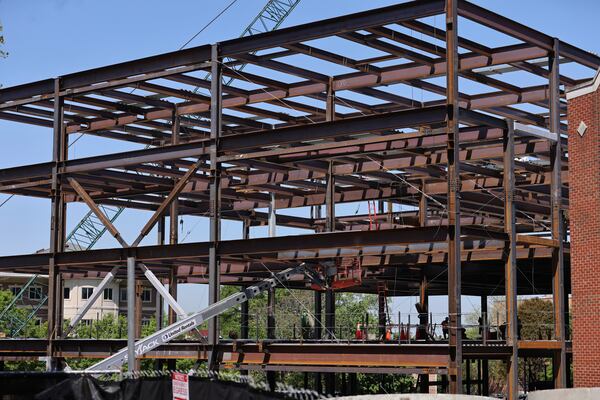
269;192;276;237
445;0;462;393
324;78;336;395
156;217;165;329
208;43;222;370
167;118;179;371
504;119;518;400
168;110;180;327
419;274;430;392
241;220;250;341
313;290;322;393
267;286;276;391
549;38;567;389
378;291;386;339
47;77;67;371
419;179;428;227
127;256;136;371
155;218;165;371
481;295;489;396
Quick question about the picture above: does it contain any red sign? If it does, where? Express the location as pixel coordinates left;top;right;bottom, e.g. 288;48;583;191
172;372;189;400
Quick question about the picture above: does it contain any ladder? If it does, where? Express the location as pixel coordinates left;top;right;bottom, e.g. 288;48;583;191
87;265;306;371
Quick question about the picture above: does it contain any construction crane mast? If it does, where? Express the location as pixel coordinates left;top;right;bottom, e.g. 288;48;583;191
0;0;302;333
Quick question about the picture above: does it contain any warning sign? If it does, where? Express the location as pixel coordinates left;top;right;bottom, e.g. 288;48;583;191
172;371;189;400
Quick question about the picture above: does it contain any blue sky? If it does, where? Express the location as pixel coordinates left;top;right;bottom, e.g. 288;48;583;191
0;0;598;322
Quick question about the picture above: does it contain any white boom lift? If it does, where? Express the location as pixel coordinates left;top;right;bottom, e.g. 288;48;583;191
86;264;309;372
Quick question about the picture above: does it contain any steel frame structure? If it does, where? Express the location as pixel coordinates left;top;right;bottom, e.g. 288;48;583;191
0;1;598;398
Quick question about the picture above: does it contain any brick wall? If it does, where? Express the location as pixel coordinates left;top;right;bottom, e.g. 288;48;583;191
567;73;600;387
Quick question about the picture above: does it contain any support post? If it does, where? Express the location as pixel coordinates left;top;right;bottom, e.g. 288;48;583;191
419;179;428;227
378;290;386;339
324;78;336;395
481;295;489;396
168;111;179;329
504;119;519;400
267;287;276;391
240;220;250;343
269;192;276;237
314;290;322;393
208;43;222;370
47;77;66;371
127;256;136;371
419;274;430;392
549;37;567;389
446;0;462;393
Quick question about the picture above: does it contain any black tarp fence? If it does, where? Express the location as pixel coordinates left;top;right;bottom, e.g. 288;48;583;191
0;372;320;400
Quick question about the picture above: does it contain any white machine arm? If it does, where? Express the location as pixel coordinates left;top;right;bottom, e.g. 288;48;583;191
86;265;305;372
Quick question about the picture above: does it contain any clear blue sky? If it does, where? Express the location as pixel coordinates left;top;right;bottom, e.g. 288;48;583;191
0;0;598;321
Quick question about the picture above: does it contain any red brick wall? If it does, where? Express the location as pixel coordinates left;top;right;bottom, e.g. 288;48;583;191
568;81;600;387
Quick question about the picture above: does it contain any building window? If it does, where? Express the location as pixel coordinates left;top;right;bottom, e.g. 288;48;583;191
9;286;20;297
103;288;113;301
63;287;70;300
81;287;94;300
28;286;42;300
141;288;152;303
120;288;127;302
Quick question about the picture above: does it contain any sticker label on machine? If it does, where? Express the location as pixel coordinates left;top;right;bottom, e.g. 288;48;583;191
172;372;189;400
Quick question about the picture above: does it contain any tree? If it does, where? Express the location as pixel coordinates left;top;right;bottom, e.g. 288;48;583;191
0;22;7;59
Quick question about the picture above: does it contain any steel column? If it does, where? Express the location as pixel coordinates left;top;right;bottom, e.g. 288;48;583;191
324;78;336;395
314;290;322;393
549;37;567;389
446;0;462;393
267;286;277;391
168;112;179;328
47;77;66;371
127;256;136;371
208;43;222;370
504;119;518;400
269;192;276;237
481;295;489;396
241;219;250;341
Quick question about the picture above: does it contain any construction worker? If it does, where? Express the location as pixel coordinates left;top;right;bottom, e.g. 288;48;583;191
355;322;364;340
385;328;392;341
442;317;449;339
300;311;314;340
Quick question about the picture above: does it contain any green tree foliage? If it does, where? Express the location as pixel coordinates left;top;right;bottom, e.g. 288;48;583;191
485;297;556;394
0;22;6;59
0;290;47;338
518;297;553;340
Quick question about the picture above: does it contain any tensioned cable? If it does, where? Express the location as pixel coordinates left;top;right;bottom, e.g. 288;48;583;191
258;261;341;343
179;0;239;50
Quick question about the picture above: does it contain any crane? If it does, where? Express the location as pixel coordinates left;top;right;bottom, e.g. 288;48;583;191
0;0;302;333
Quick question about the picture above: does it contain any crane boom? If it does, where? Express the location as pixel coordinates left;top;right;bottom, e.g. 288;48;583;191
86;265;305;372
